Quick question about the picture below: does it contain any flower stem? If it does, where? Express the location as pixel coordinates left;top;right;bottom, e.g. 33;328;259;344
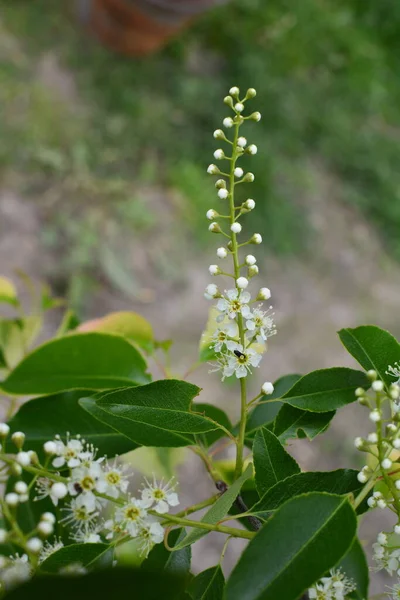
159;511;255;540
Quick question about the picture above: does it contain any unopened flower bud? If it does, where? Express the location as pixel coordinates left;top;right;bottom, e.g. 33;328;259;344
369;409;381;422
367;370;377;381
205;284;219;299
354;437;364;450
245;255;257;266
206;209;218;220
217;247;228;259
0;530;7;544
229;86;240;97
14;481;28;495
367;496;376;508
44;441;58;455
5;493;19;507
244;199;255;211
224;96;234;107
372;380;384;392
395;524;400;535
248;265;259;277
209;222;221;233
368;432;378;443
0;423;10;438
387;423;398;433
215;179;226;189
235;102;244;113
207;164;220;175
223;117;234;128
234;167;244;178
377;532;388;545
243;172;255;182
245;88;257;99
237;137;247;148
38;521;54;537
251;233;262;244
355;388;365;397
213;129;225;140
10;463;22;477
218;188;229;200
391;384;400;400
11;432;25;449
393;438;400;449
214;149;225;160
357;471;368;483
19;494;29;503
51;482;68;500
377;498;387;509
262;382;274;395
27;450;39;465
381;458;392;469
250;111;262;122
257;287;271;300
236;277;248;290
231;223;242;234
41;512;56;524
16;452;31;467
26;537;42;554
247;144;258;155
209;265;221;276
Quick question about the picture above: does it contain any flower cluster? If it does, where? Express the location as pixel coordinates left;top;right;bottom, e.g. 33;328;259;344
0;428;180;589
204;87;276;381
308;568;356;599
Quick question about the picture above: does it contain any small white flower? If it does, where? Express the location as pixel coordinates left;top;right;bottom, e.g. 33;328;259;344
262;382;274;395
387;582;400;599
205;283;219;299
214;149;225;160
235;103;244;113
245;255;257;266
237;137;247;148
210;323;239;353
141;476;179;514
217;247;228;259
236;277;248;289
244;199;255;210
216;289;252;321
209;265;220;276
35;479;68;506
207;164;219;174
247;144;258;155
223;344;262;379
223;117;234;128
373;541;400;574
372;380;384;392
246;306;276;342
52;436;84;469
96;460;130;499
213;129;224;139
308;568;355;600
38;539;64;564
234;167;244;178
369;409;381;422
71;527;102;544
218;188;229;200
68;462;103;511
252;233;262;244
377;532;388;545
26;538;42;554
229;86;240;96
115;498;148;537
382;458;393;469
0;554;31;590
137;521;165;557
61;496;99;532
231;222;242;233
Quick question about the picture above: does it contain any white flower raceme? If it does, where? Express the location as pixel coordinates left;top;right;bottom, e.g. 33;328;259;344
137;521;165;556
140;476;179;514
222;344;262;379
114;498;148;537
245;306;276;342
0;554;31;591
372;539;400;575
216;289;252;322
308;568;355;600
210;322;239;353
52;435;84;469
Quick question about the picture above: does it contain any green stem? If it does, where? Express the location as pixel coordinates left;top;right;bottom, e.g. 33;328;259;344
159;512;255;540
173;494;220;518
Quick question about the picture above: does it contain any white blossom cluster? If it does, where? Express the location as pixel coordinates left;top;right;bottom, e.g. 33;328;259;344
204;87;276;383
307;568;356;599
0;428;180;588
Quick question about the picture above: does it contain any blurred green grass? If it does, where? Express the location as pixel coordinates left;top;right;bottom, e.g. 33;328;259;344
2;0;400;301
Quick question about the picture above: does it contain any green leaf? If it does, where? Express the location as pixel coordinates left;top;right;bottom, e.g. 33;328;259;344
7;390;137;457
189;565;225;600
0;276;19;306
6;568;184;600
81;380;225;448
143;529;191;576
281;367;368;412
253;428;300;496
173;464;253;551
193;403;232;448
274;404;335;443
253;469;367;515
0;332;150;395
39;543;113;573
339;325;400;387
245;375;302;442
338;537;369;600
226;493;357;600
78;311;154;354
0;320;25;368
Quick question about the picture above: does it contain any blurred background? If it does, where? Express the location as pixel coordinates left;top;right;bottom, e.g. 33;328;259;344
1;0;400;594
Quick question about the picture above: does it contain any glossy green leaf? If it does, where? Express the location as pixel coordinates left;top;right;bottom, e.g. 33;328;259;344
338;537;369;600
1;332;150;395
253;469;366;515
245;375;302;442
0;276;18;306
0;320;25;368
78;311;154;353
81;380;225;448
143;529;191;576
39;543;113;573
173;464;253;550
189;565;225;600
193;403;232;448
274;404;335;443
253;427;300;496
8;390;137;457
281;367;368;412
6;568;184;600
339;325;400;387
226;493;357;600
